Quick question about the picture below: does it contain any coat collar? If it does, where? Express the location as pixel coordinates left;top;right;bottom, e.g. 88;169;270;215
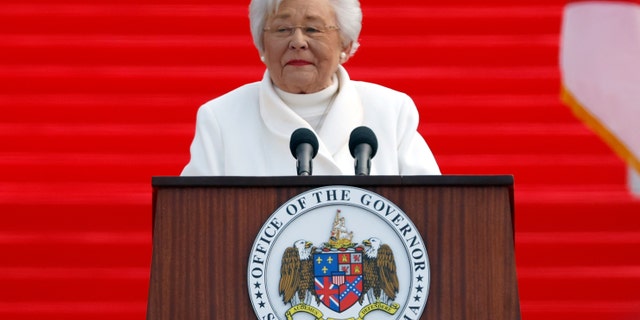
259;66;364;172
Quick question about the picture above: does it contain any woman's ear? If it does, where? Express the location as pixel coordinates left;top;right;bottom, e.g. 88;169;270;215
340;43;354;64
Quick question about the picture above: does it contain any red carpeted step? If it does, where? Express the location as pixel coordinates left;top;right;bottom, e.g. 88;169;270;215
0;152;185;183
518;267;640;300
517;200;640;233
417;95;577;124
423;123;616;156
516;231;640;267
0;302;145;320
0;203;152;233
438;154;628;185
0;272;149;302
0;94;204;124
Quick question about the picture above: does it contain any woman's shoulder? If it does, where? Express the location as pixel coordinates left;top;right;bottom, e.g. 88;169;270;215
351;80;411;100
350;80;413;108
192;82;262;125
200;82;261;111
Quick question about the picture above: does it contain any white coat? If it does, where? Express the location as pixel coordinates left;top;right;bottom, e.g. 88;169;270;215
181;66;440;176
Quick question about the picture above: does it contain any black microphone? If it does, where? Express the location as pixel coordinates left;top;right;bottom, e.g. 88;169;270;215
289;128;319;176
349;126;378;176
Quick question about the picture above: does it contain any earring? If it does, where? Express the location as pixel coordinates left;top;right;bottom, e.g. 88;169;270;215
260;56;265;63
340;52;347;60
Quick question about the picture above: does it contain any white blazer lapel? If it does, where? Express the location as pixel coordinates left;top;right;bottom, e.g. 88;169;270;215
258;67;363;174
259;71;312;139
315;66;364;168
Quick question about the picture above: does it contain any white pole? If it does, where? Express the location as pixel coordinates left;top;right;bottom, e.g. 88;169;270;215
629;166;640;197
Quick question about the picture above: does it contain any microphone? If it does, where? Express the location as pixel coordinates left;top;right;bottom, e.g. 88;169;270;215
289;128;319;176
349;126;378;176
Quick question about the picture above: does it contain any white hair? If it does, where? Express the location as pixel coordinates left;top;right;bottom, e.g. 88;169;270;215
249;0;362;57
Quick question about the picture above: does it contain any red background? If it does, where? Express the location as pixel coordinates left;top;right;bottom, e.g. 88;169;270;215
1;0;639;319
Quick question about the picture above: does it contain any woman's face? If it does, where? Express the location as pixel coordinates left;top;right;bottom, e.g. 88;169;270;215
262;0;350;93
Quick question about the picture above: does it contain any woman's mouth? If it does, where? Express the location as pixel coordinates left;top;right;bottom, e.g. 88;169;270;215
286;60;312;66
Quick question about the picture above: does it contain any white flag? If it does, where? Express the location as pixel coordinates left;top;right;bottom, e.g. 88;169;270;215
560;0;640;174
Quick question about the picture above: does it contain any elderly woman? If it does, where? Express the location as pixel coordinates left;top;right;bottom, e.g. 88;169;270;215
181;0;440;176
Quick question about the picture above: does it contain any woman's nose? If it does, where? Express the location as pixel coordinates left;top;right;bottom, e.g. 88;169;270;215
289;29;308;49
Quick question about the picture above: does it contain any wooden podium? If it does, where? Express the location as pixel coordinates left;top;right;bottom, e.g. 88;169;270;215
147;175;520;319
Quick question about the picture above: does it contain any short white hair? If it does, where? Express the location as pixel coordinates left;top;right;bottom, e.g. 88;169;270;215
249;0;362;56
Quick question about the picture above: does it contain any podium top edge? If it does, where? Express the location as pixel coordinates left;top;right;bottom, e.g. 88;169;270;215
152;175;514;188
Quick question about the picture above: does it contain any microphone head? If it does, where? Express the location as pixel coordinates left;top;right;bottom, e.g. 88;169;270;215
349;126;378;158
290;128;319;158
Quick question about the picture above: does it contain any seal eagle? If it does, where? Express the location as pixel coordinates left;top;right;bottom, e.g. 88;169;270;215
279;239;317;306
360;237;399;305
